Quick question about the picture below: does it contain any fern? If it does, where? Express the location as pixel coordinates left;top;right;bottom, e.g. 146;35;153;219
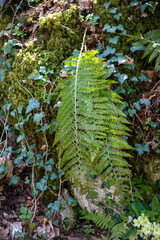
85;211;128;240
130;29;160;68
53;43;132;195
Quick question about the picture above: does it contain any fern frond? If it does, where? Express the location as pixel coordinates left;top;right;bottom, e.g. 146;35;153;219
131;29;160;68
84;211;112;229
109;222;128;240
84;211;128;240
54;48;132;194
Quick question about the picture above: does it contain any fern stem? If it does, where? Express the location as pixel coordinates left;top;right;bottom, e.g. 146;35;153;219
74;28;87;148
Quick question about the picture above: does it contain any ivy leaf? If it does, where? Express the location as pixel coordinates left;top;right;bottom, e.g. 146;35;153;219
139;99;151;106
116;24;124;31
128;109;136;117
135;143;150;155
109;8;117;14
139;73;149;82
17;134;25;143
35;178;47;191
113;13;122;20
91;16;99;25
130;42;146;52
52;219;59;227
103;1;111;9
107;26;117;33
8;175;19;186
67;197;77;207
143;144;150;153
149;122;158;128
140;2;155;13
114;73;128;84
40;123;49;132
115;86;126;94
26;98;40;114
48;200;61;212
103;24;116;33
0;0;6;7
103;46;116;57
50;172;58;180
10;110;16;117
39;66;46;74
130;76;138;82
2;103;12;112
130;0;139;7
133;101;141;111
117;56;128;65
109;36;119;45
20;204;28;214
34;112;45;125
17;106;23;114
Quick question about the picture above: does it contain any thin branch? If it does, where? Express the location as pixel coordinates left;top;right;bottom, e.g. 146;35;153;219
9;0;24;37
17;79;34;98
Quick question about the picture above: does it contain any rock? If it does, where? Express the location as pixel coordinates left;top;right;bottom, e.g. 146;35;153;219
71;177;119;214
60;188;76;229
67;237;82;240
136;153;160;181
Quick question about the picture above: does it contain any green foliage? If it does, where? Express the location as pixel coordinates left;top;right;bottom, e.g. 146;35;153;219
20;204;33;223
156;129;160;154
53;50;132;196
83;225;95;237
85;211;128;240
129;30;160;69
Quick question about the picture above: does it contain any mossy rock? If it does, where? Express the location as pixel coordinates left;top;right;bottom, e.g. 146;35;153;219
93;0;160;74
1;4;83;110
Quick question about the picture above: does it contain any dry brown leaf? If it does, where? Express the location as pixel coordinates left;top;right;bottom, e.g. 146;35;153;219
3;211;17;220
78;0;93;9
0;185;4;192
141;70;156;80
0;226;9;239
41;144;47;151
60;72;68;78
37;218;60;239
122;55;134;65
141;12;148;18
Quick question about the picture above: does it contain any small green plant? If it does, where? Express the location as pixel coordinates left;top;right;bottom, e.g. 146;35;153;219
83;225;95;237
20;204;33;223
125;196;160;239
156;129;160;154
19;204;35;235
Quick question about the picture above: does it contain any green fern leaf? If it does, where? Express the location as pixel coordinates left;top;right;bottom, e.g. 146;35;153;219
54;49;132;194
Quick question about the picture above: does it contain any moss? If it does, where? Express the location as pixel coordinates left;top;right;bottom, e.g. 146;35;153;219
2;5;82;110
0;15;12;54
93;0;160;74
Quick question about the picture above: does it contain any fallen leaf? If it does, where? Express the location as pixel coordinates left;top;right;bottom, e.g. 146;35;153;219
9;222;23;240
122;55;134;65
60;72;68;78
141;12;148;18
0;185;4;192
0;226;9;239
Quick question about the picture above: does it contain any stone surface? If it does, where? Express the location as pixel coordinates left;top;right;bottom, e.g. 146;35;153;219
71;177;119;214
60;188;76;229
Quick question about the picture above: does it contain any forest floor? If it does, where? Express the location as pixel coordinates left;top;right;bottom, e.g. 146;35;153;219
0;0;160;239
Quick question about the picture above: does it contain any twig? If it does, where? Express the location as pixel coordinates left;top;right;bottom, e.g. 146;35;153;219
0;0;12;18
103;202;122;215
17;79;34;98
129;103;143;125
150;79;160;92
129;174;134;203
9;0;24;37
